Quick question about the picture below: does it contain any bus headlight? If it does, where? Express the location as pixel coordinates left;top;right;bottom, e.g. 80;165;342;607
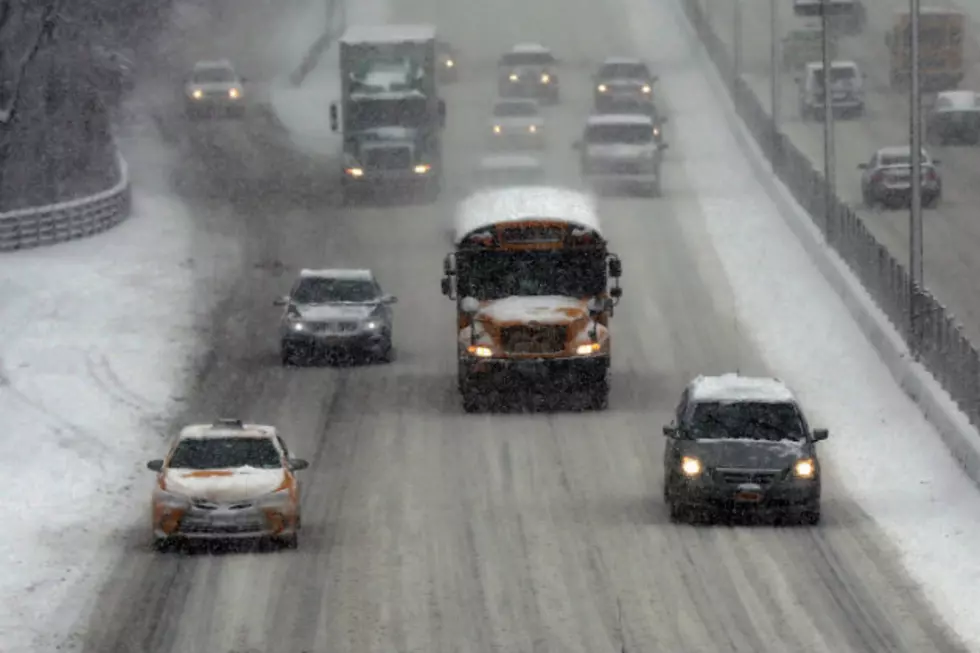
467;345;493;358
346;167;364;177
575;343;600;355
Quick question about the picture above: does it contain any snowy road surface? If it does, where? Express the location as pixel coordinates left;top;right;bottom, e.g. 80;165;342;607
5;0;980;650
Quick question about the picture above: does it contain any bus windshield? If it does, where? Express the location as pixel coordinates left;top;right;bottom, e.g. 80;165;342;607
456;250;606;299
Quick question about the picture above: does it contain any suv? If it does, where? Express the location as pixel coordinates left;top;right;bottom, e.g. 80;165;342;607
662;374;829;524
184;59;246;120
275;268;397;364
575;114;667;196
926;90;980;145
797;60;864;120
497;43;560;104
593;57;656;109
146;419;310;550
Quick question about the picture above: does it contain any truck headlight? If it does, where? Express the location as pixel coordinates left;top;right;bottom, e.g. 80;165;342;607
794;459;816;478
509;73;519;81
681;457;702;476
191;88;203;99
228;87;241;99
575;343;600;355
467;345;493;358
414;164;431;174
641;84;652;94
346;167;364;177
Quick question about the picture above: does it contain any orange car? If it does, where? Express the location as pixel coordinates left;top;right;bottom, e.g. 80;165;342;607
145;418;309;550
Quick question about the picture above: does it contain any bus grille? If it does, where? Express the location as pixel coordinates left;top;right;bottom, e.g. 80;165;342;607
500;325;567;354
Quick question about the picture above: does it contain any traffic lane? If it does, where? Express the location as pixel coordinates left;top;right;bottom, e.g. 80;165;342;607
728;0;980;340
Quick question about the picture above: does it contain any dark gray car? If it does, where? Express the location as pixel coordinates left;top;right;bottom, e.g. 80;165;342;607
662;374;828;524
276;269;397;365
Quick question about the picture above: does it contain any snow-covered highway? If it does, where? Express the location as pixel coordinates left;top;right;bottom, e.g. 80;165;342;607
4;0;980;650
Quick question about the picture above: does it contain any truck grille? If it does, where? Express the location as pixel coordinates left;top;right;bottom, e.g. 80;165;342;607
311;321;359;333
500;325;567;354
715;469;779;486
365;147;411;170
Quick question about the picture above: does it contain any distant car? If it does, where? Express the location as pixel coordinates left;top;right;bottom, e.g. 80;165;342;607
797;60;864;120
593;97;667;146
662;374;829;525
146;418;309;550
575;113;667;197
184;59;246;120
276;268;397;364
497;43;560;104
926;90;980;145
436;39;458;83
593;57;656;109
473;154;547;188
858;145;942;209
489;98;546;149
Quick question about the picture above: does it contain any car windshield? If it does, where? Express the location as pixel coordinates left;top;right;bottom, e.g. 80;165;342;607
599;63;649;79
813;67;856;84
193;67;235;83
292;277;378;303
879;151;928;167
494;102;538;118
585;123;652;143
456;250;606;299
500;52;554;67
688;401;807;441
168;437;282;469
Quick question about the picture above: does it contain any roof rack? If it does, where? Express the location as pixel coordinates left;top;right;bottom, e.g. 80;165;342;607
212;418;244;428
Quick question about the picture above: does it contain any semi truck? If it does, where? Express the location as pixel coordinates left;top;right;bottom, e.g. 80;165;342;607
329;25;446;204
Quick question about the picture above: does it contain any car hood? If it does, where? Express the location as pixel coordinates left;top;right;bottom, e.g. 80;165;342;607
586;143;653;158
296;303;376;321
491;116;544;129
684;438;808;470
165;467;285;502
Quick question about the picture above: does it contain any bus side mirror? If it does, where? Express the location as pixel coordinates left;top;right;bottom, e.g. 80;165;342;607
330;103;339;132
608;258;622;277
441;277;451;296
460;296;480;315
610;286;623;299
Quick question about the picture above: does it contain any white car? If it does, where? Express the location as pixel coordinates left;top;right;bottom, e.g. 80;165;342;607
146;419;309;550
184;59;246;120
489;99;546;149
473;154;546;188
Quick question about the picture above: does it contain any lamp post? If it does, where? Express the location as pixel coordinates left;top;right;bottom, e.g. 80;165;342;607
771;0;781;155
734;0;742;85
909;0;924;351
821;0;836;242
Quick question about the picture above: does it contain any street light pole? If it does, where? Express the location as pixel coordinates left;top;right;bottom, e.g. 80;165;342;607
771;0;781;146
821;0;836;242
734;0;742;85
909;0;924;349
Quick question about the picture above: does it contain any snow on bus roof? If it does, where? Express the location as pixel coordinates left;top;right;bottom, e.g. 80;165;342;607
454;186;600;243
341;25;436;44
689;374;797;403
299;268;374;280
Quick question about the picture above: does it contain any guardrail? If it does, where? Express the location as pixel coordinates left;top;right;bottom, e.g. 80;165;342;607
0;150;131;252
681;0;980;428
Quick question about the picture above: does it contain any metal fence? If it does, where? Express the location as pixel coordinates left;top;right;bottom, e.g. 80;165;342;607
682;0;980;427
0;151;131;252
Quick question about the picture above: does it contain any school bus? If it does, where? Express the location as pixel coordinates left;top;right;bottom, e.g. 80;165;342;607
886;9;965;92
440;187;623;412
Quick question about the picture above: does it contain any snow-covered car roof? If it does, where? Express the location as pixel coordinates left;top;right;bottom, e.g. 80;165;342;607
586;113;654;126
511;43;551;54
299;268;374;280
477;154;545;170
934;90;980;112
341;24;436;44
688;374;797;404
179;419;277;440
876;145;932;161
454;186;600;243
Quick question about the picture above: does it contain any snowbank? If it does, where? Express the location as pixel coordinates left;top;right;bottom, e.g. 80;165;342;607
633;1;980;649
0;125;238;653
268;0;391;157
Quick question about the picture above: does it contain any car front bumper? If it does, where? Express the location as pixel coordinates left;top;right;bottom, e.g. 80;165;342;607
283;328;388;353
155;504;298;542
460;354;608;390
670;476;820;512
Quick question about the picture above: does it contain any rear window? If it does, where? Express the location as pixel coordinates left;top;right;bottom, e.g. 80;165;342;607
169;437;282;469
879;151;928;166
494;101;538;117
598;63;650;79
688;401;807;442
585;123;652;143
813;67;857;84
500;52;555;67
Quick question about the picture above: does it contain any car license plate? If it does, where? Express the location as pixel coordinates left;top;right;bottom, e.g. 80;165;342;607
514;360;546;376
735;483;763;503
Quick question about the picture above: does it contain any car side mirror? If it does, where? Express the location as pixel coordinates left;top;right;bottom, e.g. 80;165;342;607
146;459;164;472
288;458;310;471
441;277;452;296
460;296;480;315
812;428;829;442
857;163;868;169
274;295;289;306
381;294;398;304
610;286;623;298
662;425;676;437
329;103;339;132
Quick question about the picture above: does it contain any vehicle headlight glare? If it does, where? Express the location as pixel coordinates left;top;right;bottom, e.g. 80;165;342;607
681;456;702;476
446;59;454;67
528;125;537;133
192;88;203;99
642;84;652;93
229;87;240;99
414;164;430;174
468;345;493;358
576;342;600;355
794;459;815;478
540;73;550;83
597;84;607;93
509;73;519;81
493;125;502;133
346;167;364;177
291;322;307;332
364;321;379;330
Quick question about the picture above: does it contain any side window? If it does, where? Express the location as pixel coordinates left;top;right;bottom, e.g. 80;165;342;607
674;388;689;425
276;436;290;459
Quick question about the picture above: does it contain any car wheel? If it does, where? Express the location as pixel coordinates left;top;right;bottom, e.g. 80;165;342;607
798;504;821;525
376;335;394;363
152;537;173;553
461;389;482;413
923;193;940;209
281;342;302;367
587;379;609;410
277;533;299;549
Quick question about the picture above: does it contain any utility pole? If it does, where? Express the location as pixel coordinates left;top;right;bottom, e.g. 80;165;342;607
821;0;836;242
770;0;781;163
734;0;742;86
909;0;924;350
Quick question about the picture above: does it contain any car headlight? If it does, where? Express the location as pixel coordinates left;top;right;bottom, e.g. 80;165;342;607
528;124;537;133
346;167;364;177
154;489;190;508
540;73;550;83
228;87;241;99
681;456;702;476
467;345;493;358
652;127;660;137
445;59;454;68
597;84;607;93
258;487;292;508
641;84;652;94
290;321;309;332
575;342;600;355
363;320;380;330
191;88;203;99
794;459;816;478
414;164;431;174
509;73;519;81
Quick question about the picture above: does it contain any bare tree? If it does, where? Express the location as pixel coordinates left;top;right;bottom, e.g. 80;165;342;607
0;0;62;124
